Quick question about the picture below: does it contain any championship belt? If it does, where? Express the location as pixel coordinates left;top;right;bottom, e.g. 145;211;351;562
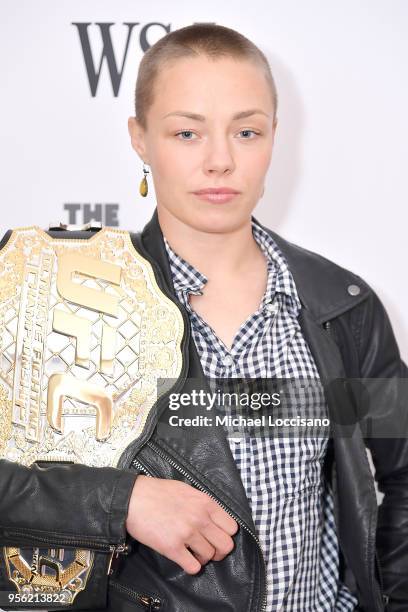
0;223;184;607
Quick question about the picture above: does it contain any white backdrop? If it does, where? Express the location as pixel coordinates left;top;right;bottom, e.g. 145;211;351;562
0;3;406;608
1;0;407;365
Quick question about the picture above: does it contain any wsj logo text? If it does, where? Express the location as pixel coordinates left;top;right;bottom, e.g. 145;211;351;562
64;203;119;226
72;22;214;96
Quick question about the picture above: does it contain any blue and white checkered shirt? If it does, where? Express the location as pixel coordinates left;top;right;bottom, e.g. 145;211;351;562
163;218;358;611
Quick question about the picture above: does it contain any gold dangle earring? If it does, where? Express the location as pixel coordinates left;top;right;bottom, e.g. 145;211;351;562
139;162;150;197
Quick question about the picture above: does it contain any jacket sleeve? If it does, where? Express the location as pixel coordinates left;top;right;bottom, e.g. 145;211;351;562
0;459;137;549
357;286;408;610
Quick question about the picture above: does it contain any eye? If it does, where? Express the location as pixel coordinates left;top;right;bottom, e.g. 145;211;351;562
175;130;197;140
238;129;260;139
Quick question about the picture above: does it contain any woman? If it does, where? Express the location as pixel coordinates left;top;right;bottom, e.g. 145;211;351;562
0;23;403;612
122;23;405;612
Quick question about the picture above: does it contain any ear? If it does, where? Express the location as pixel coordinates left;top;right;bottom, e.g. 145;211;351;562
272;116;278;136
128;116;148;163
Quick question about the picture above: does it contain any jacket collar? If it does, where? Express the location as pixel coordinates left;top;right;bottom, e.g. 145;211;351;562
250;215;370;323
141;207;370;324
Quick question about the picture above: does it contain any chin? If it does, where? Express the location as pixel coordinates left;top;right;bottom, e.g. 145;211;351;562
187;208;247;234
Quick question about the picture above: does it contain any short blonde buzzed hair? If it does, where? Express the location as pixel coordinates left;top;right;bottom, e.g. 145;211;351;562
134;23;278;130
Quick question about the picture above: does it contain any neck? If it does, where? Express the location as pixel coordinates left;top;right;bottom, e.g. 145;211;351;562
156;205;261;278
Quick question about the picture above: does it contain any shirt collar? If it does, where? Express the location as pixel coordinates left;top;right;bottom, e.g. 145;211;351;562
163;218;302;317
251;219;302;316
163;235;208;296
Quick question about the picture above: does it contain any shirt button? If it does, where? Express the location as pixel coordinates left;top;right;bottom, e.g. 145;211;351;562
347;284;361;296
222;354;234;366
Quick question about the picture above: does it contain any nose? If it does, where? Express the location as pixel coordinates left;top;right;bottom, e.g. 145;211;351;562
202;134;236;176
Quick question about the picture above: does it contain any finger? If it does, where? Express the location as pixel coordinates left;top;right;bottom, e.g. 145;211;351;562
209;506;239;536
200;521;235;560
186;532;216;566
168;544;202;575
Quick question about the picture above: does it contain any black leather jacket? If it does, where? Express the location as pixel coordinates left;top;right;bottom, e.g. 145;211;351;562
0;209;406;611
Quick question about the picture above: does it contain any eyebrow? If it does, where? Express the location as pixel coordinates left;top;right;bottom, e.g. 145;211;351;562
162;109;270;121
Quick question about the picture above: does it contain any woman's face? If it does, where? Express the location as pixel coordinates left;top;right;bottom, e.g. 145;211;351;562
128;55;277;234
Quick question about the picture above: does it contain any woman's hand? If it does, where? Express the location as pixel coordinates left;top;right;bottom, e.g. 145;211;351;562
126;475;239;574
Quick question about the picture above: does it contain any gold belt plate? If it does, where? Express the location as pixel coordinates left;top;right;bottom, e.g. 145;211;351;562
0;225;184;603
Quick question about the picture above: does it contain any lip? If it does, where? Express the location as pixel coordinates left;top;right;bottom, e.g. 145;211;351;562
192;187;240;204
193;188;240;194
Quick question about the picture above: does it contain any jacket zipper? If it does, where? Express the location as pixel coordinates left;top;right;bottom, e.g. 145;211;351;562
375;552;389;607
132;440;268;612
0;528;127;554
2;529;129;577
110;578;161;610
132;458;153;476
